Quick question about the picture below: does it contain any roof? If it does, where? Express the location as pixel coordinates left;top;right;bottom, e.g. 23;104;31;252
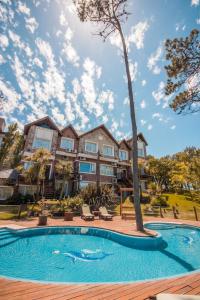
127;133;148;146
119;139;131;150
79;124;119;147
0;169;19;180
61;124;79;138
24;116;62;135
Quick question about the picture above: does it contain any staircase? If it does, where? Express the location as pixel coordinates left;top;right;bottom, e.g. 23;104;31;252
43;185;56;199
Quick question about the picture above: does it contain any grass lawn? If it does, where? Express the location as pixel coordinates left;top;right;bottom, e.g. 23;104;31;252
115;192;200;220
162;193;200;210
0;211;27;220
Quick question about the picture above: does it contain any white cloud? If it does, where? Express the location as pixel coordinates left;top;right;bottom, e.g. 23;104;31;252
8;30;33;57
102;115;108;124
60;11;67;26
123;97;129;105
0;77;21;114
123;61;138;82
129;61;138;82
147;124;153;131
12;54;33;101
170;125;176;130
197;18;200;24
110;33;122;50
81;58;103;117
36;38;54;63
191;0;199;6
152;81;171;108
17;2;30;16
0;54;6;64
141;80;146;86
25;17;38;33
140;119;146;126
128;21;149;49
0;34;9;50
64;27;73;41
140;99;146;109
36;38;67;104
62;43;80;67
51;107;65;126
152;112;162;119
33;57;43;68
147;45;162;75
98;90;114;111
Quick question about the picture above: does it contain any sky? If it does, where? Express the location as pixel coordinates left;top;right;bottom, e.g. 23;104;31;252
0;0;199;158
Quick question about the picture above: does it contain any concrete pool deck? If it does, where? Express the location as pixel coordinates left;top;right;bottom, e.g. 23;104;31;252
0;216;200;300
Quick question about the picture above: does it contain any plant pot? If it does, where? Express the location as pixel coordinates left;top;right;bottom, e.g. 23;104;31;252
38;215;48;226
64;211;73;221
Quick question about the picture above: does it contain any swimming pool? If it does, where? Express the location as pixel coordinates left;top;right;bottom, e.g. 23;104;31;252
0;223;199;283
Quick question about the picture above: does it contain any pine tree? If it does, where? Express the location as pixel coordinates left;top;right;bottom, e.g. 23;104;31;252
73;0;144;231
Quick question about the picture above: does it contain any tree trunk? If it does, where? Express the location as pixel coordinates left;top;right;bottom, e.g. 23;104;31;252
36;177;40;202
60;179;66;200
117;21;144;231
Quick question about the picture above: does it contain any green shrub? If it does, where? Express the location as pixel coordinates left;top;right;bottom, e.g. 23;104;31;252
6;193;34;205
151;196;169;207
66;195;83;212
80;184;114;208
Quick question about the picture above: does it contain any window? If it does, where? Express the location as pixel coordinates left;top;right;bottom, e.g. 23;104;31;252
138;148;145;157
119;150;128;161
33;138;51;150
79;162;96;174
60;137;74;151
24;161;33;170
85;141;97;153
32;126;53;150
138;141;145;157
79;181;95;189
103;145;114;157
0;136;2;147
100;164;114;176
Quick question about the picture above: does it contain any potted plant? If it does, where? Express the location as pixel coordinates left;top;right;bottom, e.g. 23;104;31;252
64;208;73;221
38;200;48;226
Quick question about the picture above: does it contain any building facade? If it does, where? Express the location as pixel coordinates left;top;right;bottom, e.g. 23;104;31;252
0;116;148;199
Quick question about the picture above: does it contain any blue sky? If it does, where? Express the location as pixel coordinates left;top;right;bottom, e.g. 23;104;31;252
0;0;199;157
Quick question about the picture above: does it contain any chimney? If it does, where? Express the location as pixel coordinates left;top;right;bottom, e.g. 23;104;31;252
0;118;5;133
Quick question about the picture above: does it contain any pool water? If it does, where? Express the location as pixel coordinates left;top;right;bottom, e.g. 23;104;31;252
0;223;200;283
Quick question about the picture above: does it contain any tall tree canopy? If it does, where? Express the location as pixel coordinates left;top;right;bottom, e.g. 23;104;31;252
165;29;200;114
73;0;144;231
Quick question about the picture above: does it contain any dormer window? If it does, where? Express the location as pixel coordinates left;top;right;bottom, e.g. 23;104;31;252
61;137;74;151
138;141;145;157
103;144;114;157
119;150;128;161
85;141;98;153
32;126;53;151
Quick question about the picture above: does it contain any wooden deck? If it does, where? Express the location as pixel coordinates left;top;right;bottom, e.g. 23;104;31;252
0;216;200;300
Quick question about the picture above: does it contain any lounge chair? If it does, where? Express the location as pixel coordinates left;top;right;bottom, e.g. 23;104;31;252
81;204;94;221
150;294;200;300
99;206;113;220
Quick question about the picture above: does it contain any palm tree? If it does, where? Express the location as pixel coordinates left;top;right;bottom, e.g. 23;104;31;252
55;160;73;199
73;0;144;230
20;148;51;202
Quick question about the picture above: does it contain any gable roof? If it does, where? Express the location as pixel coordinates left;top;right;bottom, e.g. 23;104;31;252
119;139;131;150
127;133;148;146
24;116;61;135
79;124;119;147
61;124;79;138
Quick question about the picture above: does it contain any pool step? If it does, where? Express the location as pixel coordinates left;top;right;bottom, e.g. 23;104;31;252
0;229;19;246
